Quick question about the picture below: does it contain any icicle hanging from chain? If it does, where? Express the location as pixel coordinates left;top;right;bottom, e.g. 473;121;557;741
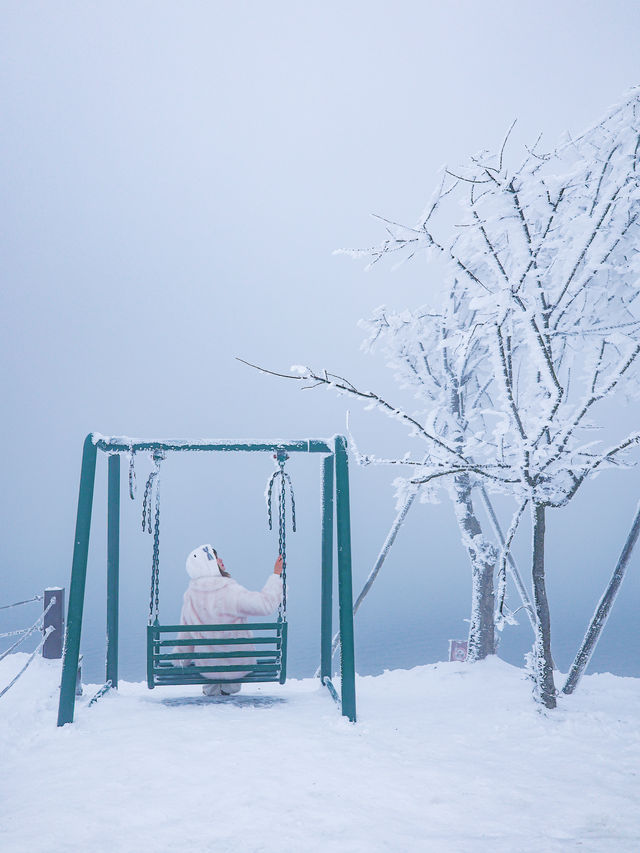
266;451;296;620
142;451;164;623
128;447;137;500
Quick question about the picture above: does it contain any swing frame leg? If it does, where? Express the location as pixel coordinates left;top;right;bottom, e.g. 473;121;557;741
106;454;120;688
335;436;356;723
320;454;334;683
58;435;97;726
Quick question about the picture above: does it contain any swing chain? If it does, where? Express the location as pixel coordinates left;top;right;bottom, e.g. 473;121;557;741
267;454;296;534
151;478;161;621
266;451;296;620
142;452;163;533
142;473;153;533
279;470;287;616
144;451;164;623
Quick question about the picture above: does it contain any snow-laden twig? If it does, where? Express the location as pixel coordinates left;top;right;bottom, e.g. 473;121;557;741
237;358;465;463
494;500;528;631
479;486;535;629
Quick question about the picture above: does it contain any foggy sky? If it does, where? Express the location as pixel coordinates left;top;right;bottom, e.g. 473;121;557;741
2;1;639;682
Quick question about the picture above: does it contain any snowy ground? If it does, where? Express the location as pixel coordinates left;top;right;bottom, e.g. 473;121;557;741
1;654;639;853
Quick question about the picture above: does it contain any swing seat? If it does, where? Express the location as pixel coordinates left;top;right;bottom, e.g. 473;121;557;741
146;621;287;689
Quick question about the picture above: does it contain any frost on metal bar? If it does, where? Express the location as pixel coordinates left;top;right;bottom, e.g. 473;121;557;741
92;434;332;454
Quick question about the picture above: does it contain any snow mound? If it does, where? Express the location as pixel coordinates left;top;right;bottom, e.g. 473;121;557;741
1;654;639;852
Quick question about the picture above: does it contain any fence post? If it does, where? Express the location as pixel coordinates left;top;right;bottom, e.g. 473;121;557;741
42;588;65;659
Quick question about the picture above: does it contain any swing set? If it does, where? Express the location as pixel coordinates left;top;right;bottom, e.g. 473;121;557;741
57;434;357;726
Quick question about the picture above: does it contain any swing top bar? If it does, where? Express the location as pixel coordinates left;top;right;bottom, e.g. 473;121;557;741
91;434;333;455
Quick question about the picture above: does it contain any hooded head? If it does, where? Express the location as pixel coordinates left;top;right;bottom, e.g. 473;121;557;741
186;544;228;580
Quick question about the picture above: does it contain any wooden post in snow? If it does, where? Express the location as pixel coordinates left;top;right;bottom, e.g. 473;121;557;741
42;587;64;659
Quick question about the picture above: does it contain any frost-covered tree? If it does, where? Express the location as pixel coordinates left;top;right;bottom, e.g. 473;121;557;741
357;294;503;662
245;90;640;707
246;286;529;662
358;89;640;707
244;318;526;662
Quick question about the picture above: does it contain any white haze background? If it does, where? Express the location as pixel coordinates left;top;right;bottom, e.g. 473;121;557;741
2;1;639;682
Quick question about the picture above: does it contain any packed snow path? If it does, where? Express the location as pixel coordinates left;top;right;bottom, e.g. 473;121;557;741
1;655;639;852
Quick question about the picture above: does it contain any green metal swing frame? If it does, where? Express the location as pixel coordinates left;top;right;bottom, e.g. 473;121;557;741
57;434;357;725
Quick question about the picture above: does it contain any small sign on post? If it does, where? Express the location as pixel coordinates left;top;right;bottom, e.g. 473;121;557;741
449;639;468;662
43;587;65;659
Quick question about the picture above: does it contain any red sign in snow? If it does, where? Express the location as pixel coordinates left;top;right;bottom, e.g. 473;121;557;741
449;640;468;662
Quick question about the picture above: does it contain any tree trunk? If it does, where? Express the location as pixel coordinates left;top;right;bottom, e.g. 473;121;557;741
453;474;497;661
563;498;640;695
530;502;556;709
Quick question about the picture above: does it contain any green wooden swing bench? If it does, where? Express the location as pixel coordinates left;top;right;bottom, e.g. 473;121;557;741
147;621;288;687
57;435;357;726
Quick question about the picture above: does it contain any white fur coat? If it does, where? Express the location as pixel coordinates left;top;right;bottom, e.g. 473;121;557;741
175;545;283;680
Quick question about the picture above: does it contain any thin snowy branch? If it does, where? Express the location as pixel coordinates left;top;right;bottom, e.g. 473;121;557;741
495;499;528;630
236;357;468;463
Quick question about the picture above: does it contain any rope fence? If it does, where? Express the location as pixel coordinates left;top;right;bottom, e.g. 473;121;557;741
0;595;43;611
0;589;65;700
0;627;54;699
0;627;33;639
0;597;57;663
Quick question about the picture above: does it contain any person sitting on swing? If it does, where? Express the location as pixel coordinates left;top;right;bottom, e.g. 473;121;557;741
175;544;283;697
